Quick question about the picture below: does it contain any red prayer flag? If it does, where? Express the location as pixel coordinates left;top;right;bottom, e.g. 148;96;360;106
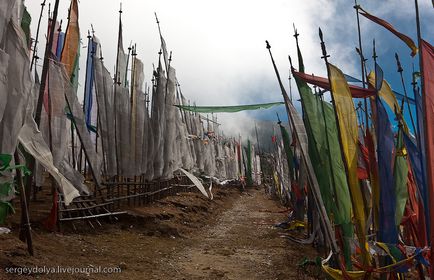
359;7;418;57
421;39;434;277
43;191;58;232
292;70;376;98
357;167;369;180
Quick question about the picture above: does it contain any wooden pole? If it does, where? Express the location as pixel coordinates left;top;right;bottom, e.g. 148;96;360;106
125;41;132;87
30;0;46;72
129;44;137;202
414;0;434;277
265;40;339;257
26;0;60;208
71;123;76;168
288;72;292;103
154;13;168;74
90;30;110;182
164;51;173;104
254;122;261;155
33;1;59;110
14;151;33;256
318;29;369;267
59;2;77;170
354;0;370;129
412;65;422;143
394;53;417;133
291;28;340;189
63;94;100;193
254;122;265;183
130;44;137;153
80;31;93;176
113;4;122;177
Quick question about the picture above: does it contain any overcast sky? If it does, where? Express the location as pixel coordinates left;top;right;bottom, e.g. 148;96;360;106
24;0;434;139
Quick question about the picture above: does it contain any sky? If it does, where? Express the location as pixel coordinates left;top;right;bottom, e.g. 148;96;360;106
24;0;434;141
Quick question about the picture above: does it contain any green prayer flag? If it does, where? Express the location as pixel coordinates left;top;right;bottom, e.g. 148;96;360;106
296;74;353;270
0;201;14;225
20;7;31;49
296;38;305;73
71;47;80;92
278;123;295;181
293;39;353;269
0;154;12;171
175;102;284;113
323;101;352;225
299;85;337;219
394;129;409;226
0;152;30;225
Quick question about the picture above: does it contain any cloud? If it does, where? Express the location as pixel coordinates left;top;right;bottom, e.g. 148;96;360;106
24;0;433;141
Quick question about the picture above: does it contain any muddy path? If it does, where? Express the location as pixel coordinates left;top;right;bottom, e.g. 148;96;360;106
0;187;319;279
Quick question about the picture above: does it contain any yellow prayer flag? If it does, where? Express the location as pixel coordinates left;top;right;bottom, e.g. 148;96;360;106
367;71;409;133
329;63;370;265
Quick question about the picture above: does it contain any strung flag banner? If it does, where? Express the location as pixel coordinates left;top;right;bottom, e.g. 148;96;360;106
175;101;284;113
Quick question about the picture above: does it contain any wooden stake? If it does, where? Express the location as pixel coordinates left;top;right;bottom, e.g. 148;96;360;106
14;151;33;256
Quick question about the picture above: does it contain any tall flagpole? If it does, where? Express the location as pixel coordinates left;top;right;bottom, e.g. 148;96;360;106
291;27;342;211
354;0;369;129
83;31;92;120
125;41;132;87
155;13;169;74
60;1;77;170
35;0;60;127
414;0;422;45
411;2;431;253
25;0;60;211
318;29;370;267
130;44;137;182
113;4;122;176
394;53;417;133
265;40;339;258
80;30;92;176
291;45;342;229
254;123;261;155
30;0;46;72
92;31;108;180
253;123;263;184
414;0;434;276
14;152;33;256
91;25;99;159
414;0;423;141
288;72;292;103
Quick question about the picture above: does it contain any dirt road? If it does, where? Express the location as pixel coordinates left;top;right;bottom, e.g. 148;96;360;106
1;187;319;279
152;188;318;280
